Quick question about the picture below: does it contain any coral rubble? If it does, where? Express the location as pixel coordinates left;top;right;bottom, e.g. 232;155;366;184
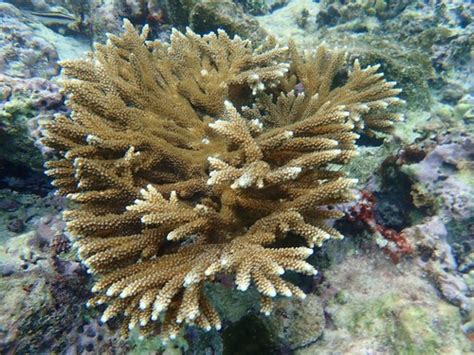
41;20;401;339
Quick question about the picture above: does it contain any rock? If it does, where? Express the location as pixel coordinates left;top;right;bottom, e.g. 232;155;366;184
0;198;20;212
206;281;325;351
401;137;474;223
0;74;64;172
7;219;25;233
0;226;124;353
259;0;472;111
403;217;472;312
190;1;268;44
269;294;325;350
298;253;472;354
222;314;280;354
0;3;88;187
0;3;59;79
0;190;66;241
205;282;261;323
462;320;474;341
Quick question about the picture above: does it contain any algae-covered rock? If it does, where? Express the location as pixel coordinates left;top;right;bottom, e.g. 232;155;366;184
206;282;261;324
401;137;474;225
403;217;472;312
0;219;131;353
222;314;280;354
236;0;273;16
344;144;393;185
0;3;82;187
298;254;472;354
128;329;189;355
207;283;325;351
154;0;269;44
0;3;59;78
258;0;472;112
162;0;201;28
190;0;268;44
268;294;325;350
316;0;410;26
356;45;433;109
0;230;80;352
0;75;64;173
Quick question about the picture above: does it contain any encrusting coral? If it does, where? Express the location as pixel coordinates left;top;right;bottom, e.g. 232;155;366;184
41;20;403;340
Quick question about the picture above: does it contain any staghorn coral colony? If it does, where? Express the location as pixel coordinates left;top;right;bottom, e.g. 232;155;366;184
41;20;402;340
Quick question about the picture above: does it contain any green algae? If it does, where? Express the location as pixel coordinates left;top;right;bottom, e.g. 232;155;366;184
0;93;45;171
325;282;470;354
344;144;394;184
359;46;433;110
128;329;189;355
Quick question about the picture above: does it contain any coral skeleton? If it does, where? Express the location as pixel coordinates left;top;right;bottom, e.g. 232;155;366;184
42;20;402;339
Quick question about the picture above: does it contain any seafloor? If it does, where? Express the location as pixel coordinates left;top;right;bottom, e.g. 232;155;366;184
0;0;472;354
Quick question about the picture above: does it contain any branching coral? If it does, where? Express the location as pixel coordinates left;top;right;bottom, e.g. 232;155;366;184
42;20;402;340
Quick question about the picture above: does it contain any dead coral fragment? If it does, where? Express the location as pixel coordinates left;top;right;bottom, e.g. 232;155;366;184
42;20;401;340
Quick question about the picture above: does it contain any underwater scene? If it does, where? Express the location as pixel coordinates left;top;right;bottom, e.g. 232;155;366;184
0;0;473;354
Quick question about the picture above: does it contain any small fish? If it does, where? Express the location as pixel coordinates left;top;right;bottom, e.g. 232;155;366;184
28;9;77;28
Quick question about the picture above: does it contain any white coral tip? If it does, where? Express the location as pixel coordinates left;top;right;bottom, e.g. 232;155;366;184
250;118;263;129
237;283;249;292
249;73;259;81
188;311;198;321
184;272;198;286
268;288;277;297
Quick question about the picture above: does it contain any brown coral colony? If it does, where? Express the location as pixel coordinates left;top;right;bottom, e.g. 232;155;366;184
41;20;403;340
